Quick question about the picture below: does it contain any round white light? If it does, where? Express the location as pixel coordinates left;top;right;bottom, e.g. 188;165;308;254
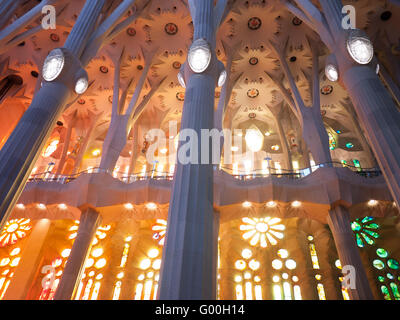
346;31;374;65
188;39;212;73
42;48;65;81
218;70;227;87
325;64;339;82
177;71;186;88
245;128;264;152
75;77;88;94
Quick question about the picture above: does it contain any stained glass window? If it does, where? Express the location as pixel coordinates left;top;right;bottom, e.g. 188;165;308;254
234;248;263;300
0;219;31;247
328;132;336;150
152;219;167;246
271;248;301;300
240;217;285;247
134;248;161;300
74;224;111;300
351;216;379;248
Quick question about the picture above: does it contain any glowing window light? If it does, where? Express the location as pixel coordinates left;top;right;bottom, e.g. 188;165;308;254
277;249;289;259
0;219;31;247
42;139;59;157
261;160;269;176
233;162;239;175
143;280;153;300
82;279;93;300
272;275;280;283
94;258;106;269
240;217;285;247
245;128;264;152
235;260;246;270
9;257;20;267
283;282;292;300
0;259;10;267
0;279;10;299
112;281;122;300
273;284;282;300
274;162;282;174
342;287;350;300
294;285;302;300
235;284;244;300
74;281;84;300
272;259;283;270
148;248;159;259
152;219;167;246
244;272;251;280
91;282;101;300
85;258;94;268
245;282;253;300
91;247;103;258
351;216;379;248
234;275;242;283
134;283;143;300
10;248;20;256
153;283;159;300
152;259;161;270
16;204;25;210
248;259;260;271
120;243;130;267
317;283;326;300
69;233;77;240
309;243;320;269
285;259;297;270
140;258;151;270
241;249;252;259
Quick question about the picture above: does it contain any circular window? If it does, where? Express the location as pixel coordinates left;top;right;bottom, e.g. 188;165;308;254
387;259;399;270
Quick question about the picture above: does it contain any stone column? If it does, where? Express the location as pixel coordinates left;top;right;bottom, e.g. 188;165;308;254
319;0;400;208
0;0;106;230
53;205;102;300
327;205;374;300
157;0;221;300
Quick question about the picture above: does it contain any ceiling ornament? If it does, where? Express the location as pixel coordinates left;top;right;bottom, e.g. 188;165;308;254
165;23;178;35
247;88;259;98
320;85;333;95
176;92;185;101
248;17;262;30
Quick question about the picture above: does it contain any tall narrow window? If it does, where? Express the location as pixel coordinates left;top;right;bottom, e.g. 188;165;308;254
307;235;327;300
111;235;132;300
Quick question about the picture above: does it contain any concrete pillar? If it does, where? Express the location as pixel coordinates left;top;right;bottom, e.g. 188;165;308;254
53;205;102;300
157;0;221;300
327;205;374;300
0;0;106;230
3;219;51;300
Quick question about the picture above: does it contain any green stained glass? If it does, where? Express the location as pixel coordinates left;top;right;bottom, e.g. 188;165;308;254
351;221;362;232
361;233;375;245
363;229;379;239
387;273;394;280
365;223;379;229
390;283;400;300
373;259;385;270
387;259;400;270
378;276;385;282
381;285;391;300
355;233;364;248
361;216;374;224
376;248;388;258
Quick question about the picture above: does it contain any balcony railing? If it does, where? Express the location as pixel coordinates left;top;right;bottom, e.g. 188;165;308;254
27;162;382;185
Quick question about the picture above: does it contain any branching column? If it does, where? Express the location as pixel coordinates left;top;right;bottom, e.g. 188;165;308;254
158;0;223;299
0;0;106;230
